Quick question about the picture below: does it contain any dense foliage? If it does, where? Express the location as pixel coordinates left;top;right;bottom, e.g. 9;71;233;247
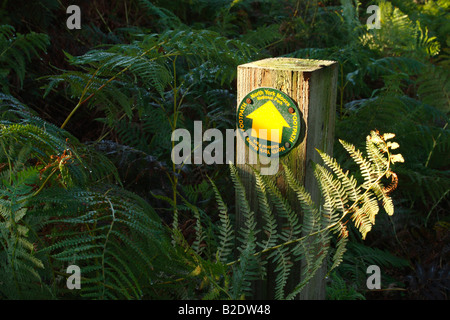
0;0;448;300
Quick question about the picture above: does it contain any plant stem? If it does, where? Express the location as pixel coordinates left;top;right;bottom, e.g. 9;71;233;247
32;167;58;198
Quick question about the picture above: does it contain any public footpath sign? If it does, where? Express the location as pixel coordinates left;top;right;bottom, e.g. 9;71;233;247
237;87;301;157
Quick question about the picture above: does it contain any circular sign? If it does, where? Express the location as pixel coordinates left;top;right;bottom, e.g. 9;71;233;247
237;87;301;157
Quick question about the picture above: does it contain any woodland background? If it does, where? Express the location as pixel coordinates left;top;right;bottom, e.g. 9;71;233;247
0;0;448;300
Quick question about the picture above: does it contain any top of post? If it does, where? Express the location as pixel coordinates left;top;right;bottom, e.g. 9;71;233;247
238;57;336;72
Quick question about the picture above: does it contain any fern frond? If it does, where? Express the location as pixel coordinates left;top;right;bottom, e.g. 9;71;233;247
313;163;348;216
40;184;179;299
271;247;292;300
230;164;258;247
180;195;205;255
362;56;425;79
371;183;394;216
0;167;46;299
417;64;450;113
329;236;348;273
283;165;320;234
0;25;49;91
339;138;375;186
252;168;278;250
217;131;402;298
285;244;328;300
347;241;409;269
316;149;360;202
361;1;440;59
264;168;302;241
350;200;374;240
229;231;260;299
208;176;234;264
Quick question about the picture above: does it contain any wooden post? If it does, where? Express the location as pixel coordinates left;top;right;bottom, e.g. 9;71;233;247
236;57;338;299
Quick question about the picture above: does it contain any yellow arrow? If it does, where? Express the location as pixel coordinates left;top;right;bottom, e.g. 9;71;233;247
246;100;290;143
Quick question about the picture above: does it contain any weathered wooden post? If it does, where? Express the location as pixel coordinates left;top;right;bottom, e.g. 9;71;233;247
236;57;338;299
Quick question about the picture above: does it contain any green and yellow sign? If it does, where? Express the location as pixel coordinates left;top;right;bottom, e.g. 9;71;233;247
237;87;301;157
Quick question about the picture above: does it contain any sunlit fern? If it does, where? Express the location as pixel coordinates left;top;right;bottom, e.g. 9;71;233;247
206;130;404;299
360;1;440;59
